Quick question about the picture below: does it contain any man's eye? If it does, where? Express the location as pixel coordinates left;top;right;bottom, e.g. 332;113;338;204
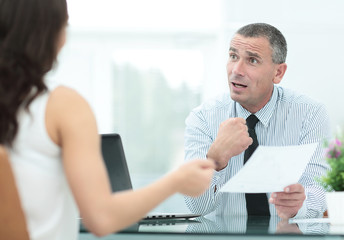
229;54;238;60
249;58;258;64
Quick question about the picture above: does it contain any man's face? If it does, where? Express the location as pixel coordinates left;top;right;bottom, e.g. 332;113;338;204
227;34;285;113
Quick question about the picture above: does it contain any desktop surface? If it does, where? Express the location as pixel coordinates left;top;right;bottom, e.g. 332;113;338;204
79;214;344;240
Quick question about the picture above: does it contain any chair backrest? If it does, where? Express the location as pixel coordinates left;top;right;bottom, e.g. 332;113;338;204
0;146;30;240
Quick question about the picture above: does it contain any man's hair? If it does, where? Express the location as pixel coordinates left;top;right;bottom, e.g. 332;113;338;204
236;23;287;64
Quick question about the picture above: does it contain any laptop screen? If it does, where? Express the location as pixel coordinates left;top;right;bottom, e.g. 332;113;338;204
101;133;133;192
101;133;201;221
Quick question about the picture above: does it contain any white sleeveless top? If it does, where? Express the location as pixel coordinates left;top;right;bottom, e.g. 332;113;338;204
7;89;79;240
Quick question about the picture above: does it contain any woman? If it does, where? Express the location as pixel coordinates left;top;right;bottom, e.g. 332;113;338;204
0;0;215;239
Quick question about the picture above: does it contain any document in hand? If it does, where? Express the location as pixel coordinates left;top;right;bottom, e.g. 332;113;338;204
220;143;319;193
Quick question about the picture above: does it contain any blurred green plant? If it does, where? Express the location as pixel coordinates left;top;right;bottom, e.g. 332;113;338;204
319;138;344;191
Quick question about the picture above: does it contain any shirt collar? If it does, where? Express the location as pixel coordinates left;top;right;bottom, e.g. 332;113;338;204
235;85;278;128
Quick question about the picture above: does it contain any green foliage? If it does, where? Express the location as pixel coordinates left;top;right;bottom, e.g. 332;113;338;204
319;138;344;191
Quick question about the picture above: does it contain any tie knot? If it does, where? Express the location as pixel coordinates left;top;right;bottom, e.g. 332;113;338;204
246;114;259;129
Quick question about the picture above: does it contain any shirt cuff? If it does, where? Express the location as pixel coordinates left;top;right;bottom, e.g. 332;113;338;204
290;196;308;219
213;166;227;182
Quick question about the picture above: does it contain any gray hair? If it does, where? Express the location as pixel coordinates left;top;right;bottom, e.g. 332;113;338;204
236;23;287;64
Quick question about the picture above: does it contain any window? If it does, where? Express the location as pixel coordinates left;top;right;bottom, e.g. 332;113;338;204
48;0;222;212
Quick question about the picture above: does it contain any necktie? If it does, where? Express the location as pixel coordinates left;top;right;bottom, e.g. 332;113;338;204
244;114;270;216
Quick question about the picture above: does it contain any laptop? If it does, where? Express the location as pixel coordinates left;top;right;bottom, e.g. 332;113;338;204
80;133;200;232
101;133;201;221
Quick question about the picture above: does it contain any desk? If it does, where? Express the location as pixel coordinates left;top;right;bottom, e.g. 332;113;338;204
78;215;344;240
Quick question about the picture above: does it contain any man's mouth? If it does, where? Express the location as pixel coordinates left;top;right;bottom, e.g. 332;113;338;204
232;82;247;88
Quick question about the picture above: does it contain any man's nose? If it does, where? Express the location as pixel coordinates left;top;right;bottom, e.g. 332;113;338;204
232;60;245;76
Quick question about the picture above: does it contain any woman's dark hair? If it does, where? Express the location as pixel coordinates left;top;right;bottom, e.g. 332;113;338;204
0;0;68;146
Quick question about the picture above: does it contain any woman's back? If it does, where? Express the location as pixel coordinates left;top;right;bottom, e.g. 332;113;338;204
7;89;79;240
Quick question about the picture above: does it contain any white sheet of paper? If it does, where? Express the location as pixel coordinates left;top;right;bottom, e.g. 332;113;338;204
220;143;319;193
289;218;330;224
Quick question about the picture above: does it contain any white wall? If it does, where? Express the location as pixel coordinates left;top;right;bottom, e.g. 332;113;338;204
51;0;344;132
213;0;344;131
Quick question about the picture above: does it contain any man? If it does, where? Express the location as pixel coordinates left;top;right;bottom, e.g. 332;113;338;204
184;23;331;219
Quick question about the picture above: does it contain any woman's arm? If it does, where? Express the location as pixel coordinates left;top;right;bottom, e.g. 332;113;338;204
45;86;214;236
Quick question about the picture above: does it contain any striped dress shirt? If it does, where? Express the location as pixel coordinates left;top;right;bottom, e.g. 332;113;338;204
184;85;331;219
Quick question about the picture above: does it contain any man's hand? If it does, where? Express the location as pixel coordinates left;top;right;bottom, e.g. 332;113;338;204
207;117;252;171
269;184;306;219
275;220;302;234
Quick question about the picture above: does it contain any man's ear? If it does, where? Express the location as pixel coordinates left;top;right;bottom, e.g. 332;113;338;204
273;63;287;84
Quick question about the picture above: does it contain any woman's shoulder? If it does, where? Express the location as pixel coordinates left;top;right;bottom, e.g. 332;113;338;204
48;86;91;110
47;85;95;124
45;85;97;145
50;85;82;99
